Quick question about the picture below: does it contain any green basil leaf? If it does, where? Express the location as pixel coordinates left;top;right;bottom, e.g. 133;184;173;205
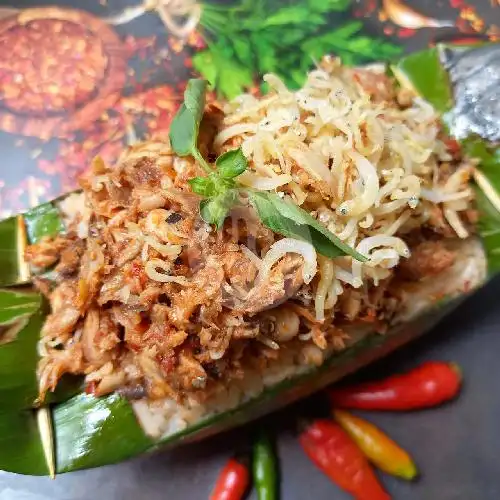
184;79;208;117
260;6;323;28
200;199;225;228
308;0;352;12
189;177;216;197
200;190;239;229
169;104;197;156
247;190;366;261
216;148;248;179
169;79;208;157
214;177;237;195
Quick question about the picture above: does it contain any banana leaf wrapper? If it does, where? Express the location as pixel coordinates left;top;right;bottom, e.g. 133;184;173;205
0;44;499;476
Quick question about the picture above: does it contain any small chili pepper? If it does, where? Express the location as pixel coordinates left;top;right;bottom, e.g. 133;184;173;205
84;381;97;395
253;431;277;500
329;361;462;411
333;409;418;480
299;419;390;500
210;456;250;500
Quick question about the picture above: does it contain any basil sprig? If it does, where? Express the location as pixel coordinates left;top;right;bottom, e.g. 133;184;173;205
247;191;364;260
169;79;212;173
169;79;365;262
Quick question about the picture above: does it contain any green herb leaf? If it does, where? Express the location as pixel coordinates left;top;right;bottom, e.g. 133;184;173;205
301;21;402;63
198;0;401;99
345;36;403;59
247;190;366;261
308;0;352;12
233;37;255;68
191;51;218;87
184;79;208;117
200;190;239;229
216;148;248;179
322;20;363;40
169;104;197;156
188;177;217;197
218;57;254;100
260;6;324;28
193;44;253;100
251;33;279;74
169;79;208;157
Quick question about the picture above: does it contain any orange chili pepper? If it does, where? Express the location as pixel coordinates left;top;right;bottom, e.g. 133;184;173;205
333;410;418;480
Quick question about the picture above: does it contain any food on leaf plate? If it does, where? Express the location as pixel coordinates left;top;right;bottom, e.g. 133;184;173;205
1;43;499;476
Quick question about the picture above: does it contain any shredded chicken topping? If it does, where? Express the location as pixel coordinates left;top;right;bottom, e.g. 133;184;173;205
27;60;475;402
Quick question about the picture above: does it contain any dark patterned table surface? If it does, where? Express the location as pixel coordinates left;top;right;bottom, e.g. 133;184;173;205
1;1;500;499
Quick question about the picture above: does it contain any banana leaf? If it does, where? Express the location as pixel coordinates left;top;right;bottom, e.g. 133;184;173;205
0;216;28;287
0;410;49;475
0;294;43;410
0;290;49;475
24;202;65;244
0;43;499;476
0;201;64;288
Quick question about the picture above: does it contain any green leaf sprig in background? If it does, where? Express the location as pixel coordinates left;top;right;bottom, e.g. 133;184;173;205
195;0;403;99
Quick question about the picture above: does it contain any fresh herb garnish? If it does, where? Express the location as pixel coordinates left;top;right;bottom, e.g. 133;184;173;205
247;190;365;260
169;79;212;173
200;189;239;229
169;79;365;262
188;146;248;229
216;149;248;179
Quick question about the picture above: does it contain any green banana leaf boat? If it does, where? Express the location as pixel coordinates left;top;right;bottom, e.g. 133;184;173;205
1;43;500;477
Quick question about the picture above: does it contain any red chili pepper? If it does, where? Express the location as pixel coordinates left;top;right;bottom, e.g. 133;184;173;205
299;420;390;500
329;362;462;411
84;381;97;395
210;457;250;500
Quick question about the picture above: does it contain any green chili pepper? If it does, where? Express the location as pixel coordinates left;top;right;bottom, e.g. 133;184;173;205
252;430;277;500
